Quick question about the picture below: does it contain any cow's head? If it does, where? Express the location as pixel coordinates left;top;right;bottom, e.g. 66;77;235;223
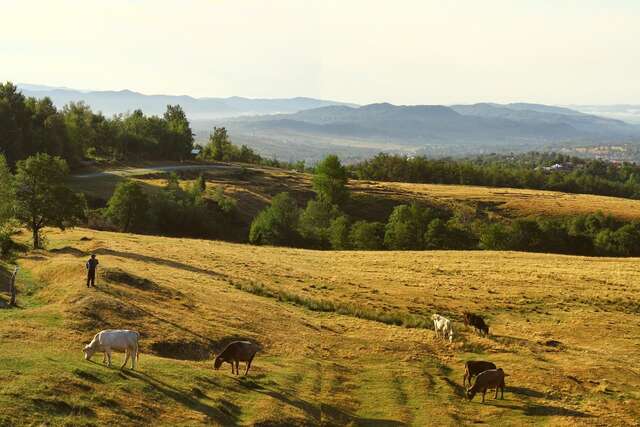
466;387;476;401
213;356;224;370
83;344;96;361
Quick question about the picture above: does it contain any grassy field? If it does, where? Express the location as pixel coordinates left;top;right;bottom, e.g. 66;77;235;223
1;227;639;426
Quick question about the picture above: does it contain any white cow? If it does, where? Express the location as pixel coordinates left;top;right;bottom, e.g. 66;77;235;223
431;314;454;343
83;329;140;369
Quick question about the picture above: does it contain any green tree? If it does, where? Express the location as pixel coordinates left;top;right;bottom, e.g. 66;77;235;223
328;215;351;249
424;218;449;249
0;154;14;226
384;203;434;250
14;154;85;249
163;105;194;159
312;155;349;206
0;155;15;256
349;221;384;250
202;127;233;161
106;181;150;232
249;193;300;246
478;223;511;251
195;174;207;193
298;198;340;246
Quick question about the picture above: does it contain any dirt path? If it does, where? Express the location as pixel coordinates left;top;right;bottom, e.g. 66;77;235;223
72;164;235;179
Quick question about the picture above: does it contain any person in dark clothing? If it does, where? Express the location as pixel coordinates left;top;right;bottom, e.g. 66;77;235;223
86;254;99;288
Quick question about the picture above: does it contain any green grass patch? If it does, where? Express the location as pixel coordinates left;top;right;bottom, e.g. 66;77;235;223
230;279;431;329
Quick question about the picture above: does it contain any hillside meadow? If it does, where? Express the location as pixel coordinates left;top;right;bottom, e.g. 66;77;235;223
0;227;639;426
69;164;640;237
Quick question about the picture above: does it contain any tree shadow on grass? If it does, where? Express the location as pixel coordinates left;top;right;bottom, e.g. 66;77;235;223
94;248;229;281
508;386;546;399
236;376;406;427
123;370;240;424
498;402;593;418
96;285;215;346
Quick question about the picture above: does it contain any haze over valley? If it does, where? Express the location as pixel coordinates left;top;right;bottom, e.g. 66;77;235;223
18;83;640;163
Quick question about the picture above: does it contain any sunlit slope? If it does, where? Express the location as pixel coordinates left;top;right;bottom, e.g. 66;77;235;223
1;228;639;426
70;164;640;223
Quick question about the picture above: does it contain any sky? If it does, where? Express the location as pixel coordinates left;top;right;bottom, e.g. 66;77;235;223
1;0;639;105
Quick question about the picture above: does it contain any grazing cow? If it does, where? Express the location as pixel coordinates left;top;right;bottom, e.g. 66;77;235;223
463;360;497;387
431;314;454;343
83;329;140;370
463;312;490;336
466;368;505;403
214;341;259;376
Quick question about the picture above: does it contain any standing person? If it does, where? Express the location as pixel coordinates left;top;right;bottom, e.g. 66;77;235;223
86;254;99;288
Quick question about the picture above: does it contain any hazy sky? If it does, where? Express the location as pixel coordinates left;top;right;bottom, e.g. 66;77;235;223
1;0;639;104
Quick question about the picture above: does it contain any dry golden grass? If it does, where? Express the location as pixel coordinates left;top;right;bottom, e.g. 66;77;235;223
1;227;639;426
352;180;640;221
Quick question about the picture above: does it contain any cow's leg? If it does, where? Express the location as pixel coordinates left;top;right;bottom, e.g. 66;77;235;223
482;388;486;403
235;361;240;376
495;386;499;399
102;352;107;364
230;362;235;375
463;372;468;387
121;349;130;369
131;345;138;370
245;355;255;375
106;348;112;367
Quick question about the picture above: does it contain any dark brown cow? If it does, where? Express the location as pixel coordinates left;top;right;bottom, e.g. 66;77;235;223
463;360;497;387
463;311;490;336
213;341;259;375
466;368;505;403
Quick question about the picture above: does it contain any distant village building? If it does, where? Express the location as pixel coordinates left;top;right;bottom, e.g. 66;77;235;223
537;162;574;172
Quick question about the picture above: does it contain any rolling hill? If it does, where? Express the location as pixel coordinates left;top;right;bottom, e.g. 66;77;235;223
1;227;639;425
17;84;355;119
214;103;640;162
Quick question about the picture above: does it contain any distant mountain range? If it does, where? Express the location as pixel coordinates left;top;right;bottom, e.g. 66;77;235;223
568;105;640;124
17;83;640;162
17;83;356;119
218;102;640;161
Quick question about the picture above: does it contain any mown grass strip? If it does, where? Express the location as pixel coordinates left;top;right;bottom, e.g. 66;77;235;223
230;280;431;329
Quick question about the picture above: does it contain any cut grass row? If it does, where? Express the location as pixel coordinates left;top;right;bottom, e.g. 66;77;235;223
230;279;434;329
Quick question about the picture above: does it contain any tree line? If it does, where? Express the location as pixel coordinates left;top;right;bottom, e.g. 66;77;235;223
96;173;238;239
1;81;308;172
0;82;194;166
349;152;640;200
249;155;640;257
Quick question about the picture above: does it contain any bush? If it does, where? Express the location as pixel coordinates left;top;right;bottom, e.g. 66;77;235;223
329;215;351;250
298;198;340;247
106;181;150;232
249;193;300;246
384;203;435;249
478;222;512;250
350;221;385;250
312;155;349;206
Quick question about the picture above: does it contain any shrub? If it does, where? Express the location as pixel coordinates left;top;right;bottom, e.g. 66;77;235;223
106;181;150;232
350;221;385;250
312;155;349;206
298;198;340;247
478;222;512;250
329;215;351;250
249;193;300;246
384;203;434;249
